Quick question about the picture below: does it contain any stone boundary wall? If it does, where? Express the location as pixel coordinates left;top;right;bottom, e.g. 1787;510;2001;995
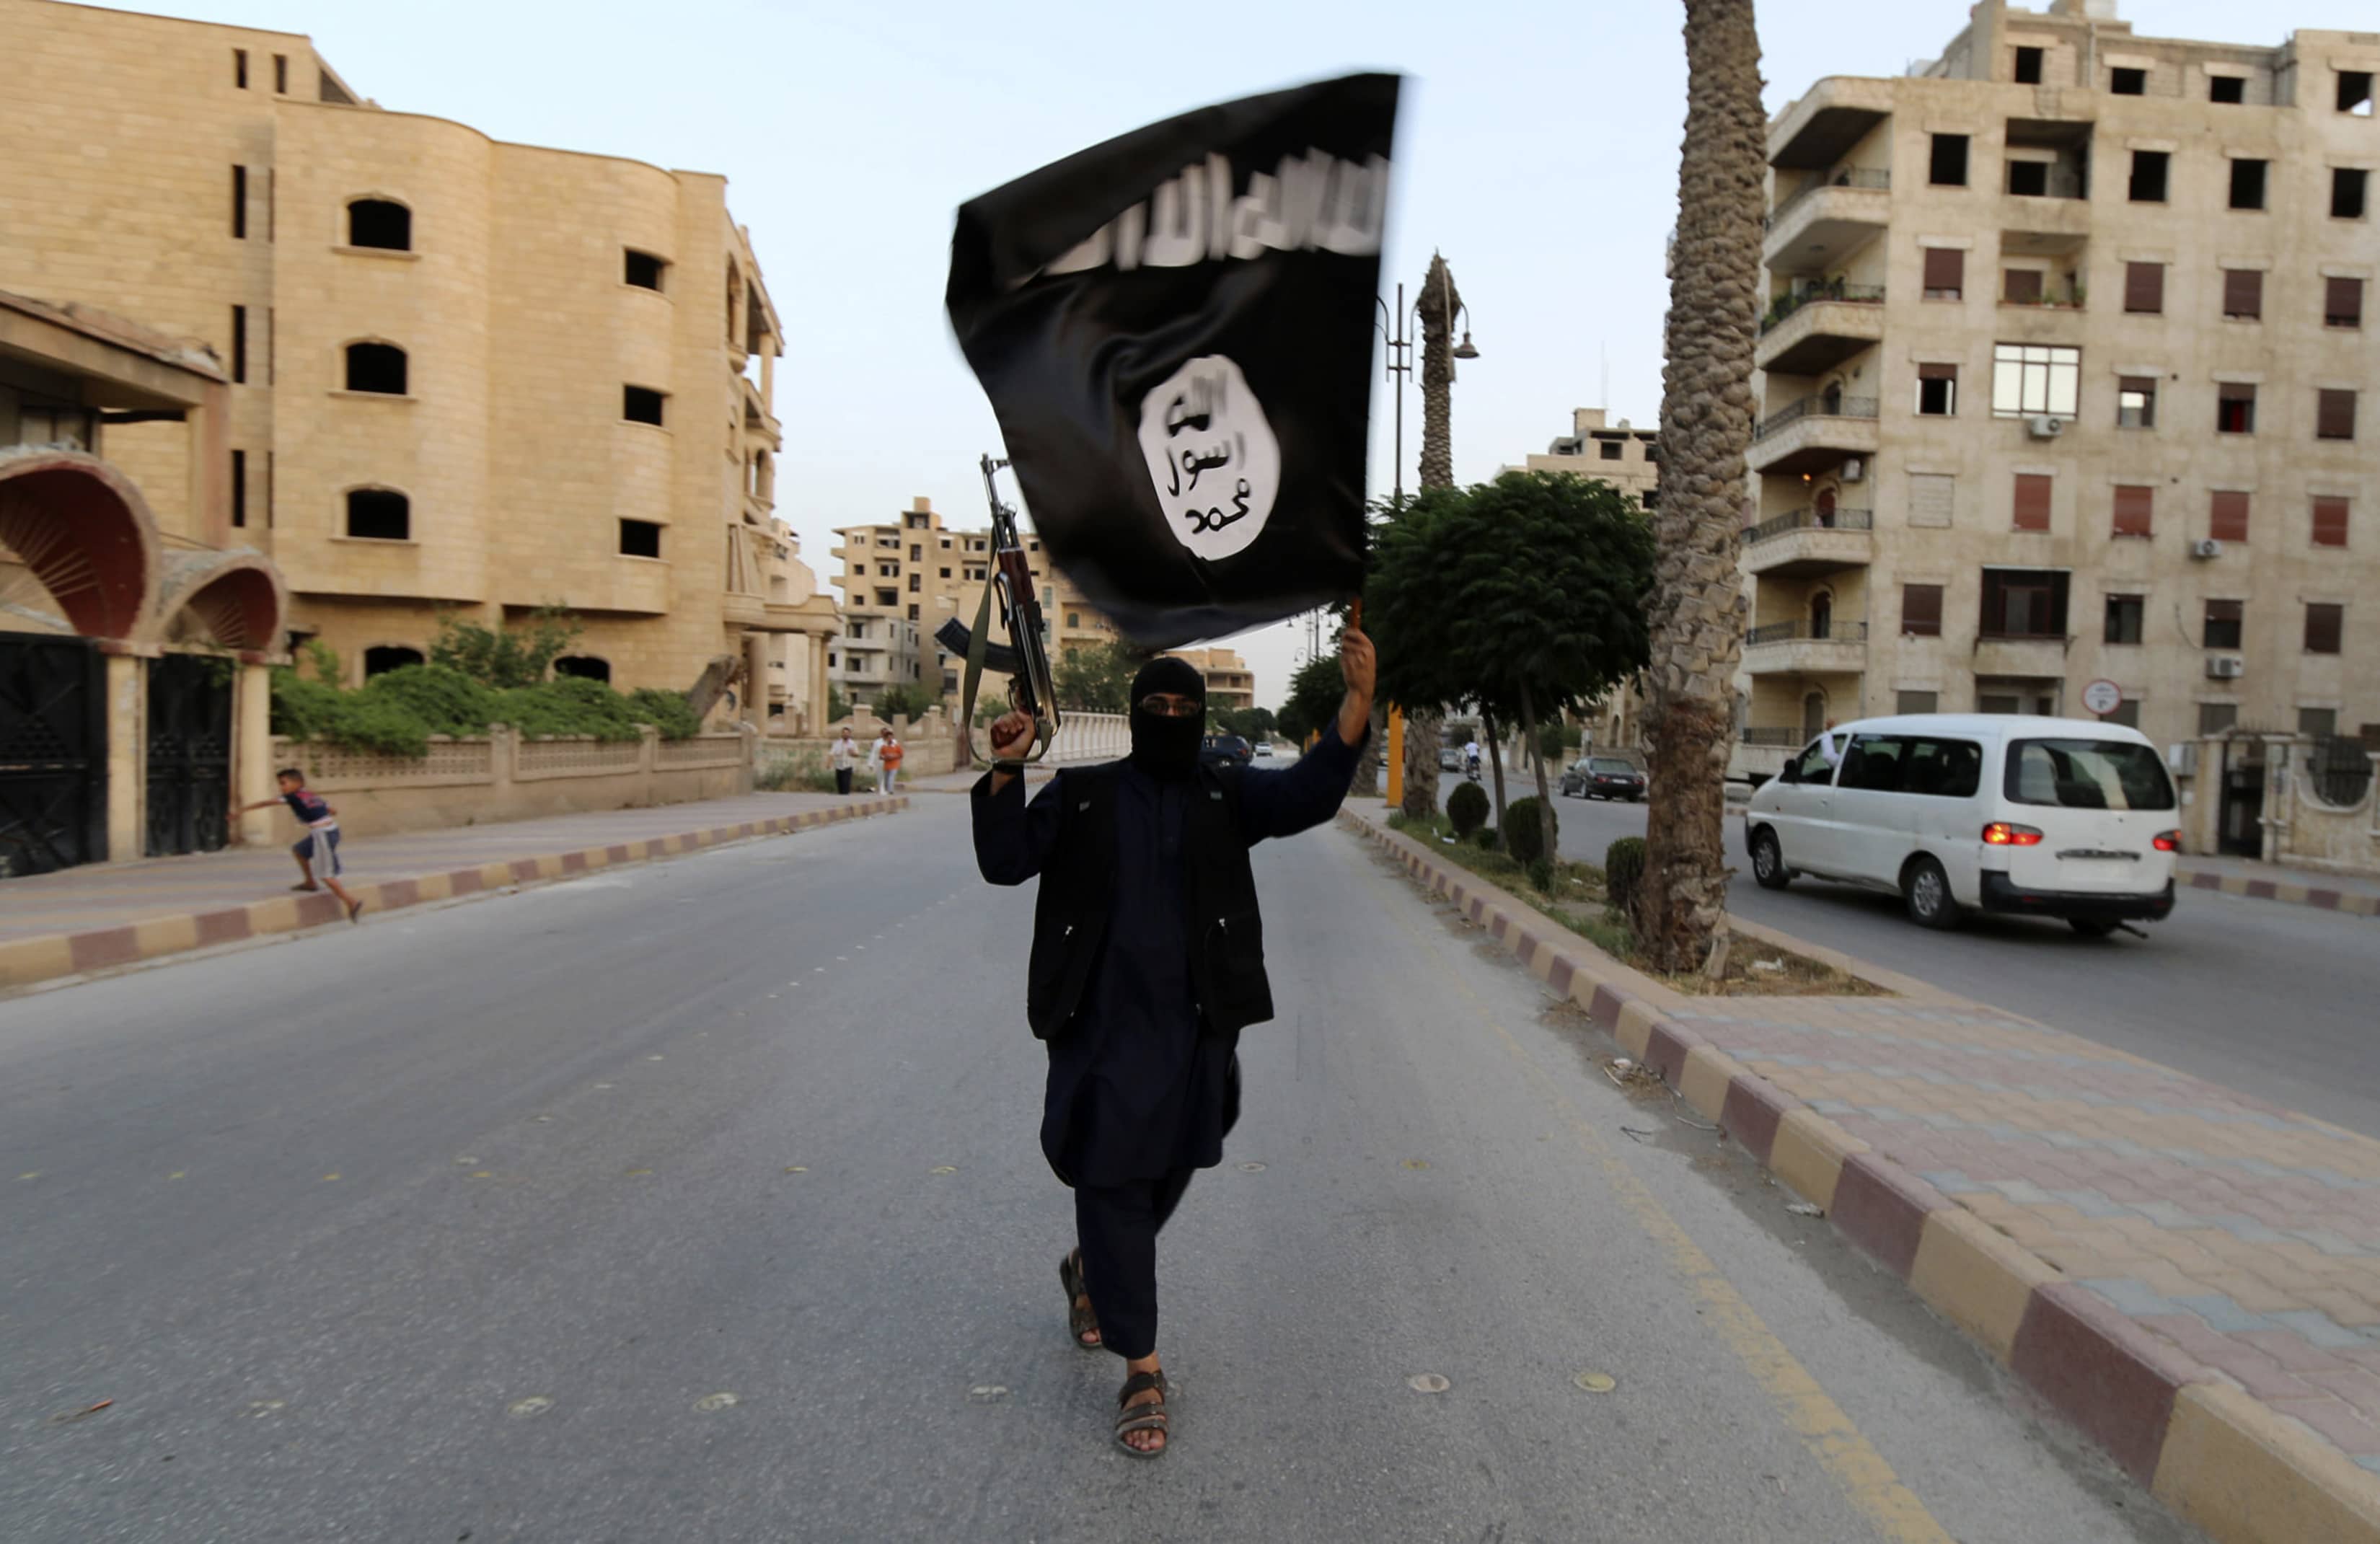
273;726;752;838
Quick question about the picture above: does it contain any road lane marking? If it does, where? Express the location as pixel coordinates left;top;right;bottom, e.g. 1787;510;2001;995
1376;886;1954;1544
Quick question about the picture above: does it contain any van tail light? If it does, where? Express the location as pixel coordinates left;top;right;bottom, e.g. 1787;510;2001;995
2152;830;2181;852
1981;822;2045;847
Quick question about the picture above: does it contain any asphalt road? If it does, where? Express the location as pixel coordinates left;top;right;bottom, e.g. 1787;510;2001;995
1442;768;2380;1139
1;792;2198;1543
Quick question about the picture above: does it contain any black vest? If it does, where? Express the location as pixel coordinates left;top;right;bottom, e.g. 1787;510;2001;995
1023;761;1271;1041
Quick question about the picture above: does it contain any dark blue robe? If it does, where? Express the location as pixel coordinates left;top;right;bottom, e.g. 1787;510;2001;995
972;731;1362;1186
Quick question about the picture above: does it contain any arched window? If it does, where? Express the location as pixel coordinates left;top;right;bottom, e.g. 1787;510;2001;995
346;488;410;540
347;198;411;251
363;645;424;676
554;656;611;683
345;342;407;394
1810;591;1834;640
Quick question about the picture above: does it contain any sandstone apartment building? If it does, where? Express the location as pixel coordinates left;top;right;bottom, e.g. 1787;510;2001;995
1738;0;2377;775
829;497;1110;713
0;0;839;730
1507;407;1662;509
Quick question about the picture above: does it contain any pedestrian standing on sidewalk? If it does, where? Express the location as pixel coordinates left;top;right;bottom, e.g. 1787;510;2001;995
870;725;903;795
232;767;365;923
829;726;864;795
971;623;1376;1458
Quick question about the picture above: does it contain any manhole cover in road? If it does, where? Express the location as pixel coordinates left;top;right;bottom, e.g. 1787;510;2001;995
506;1396;552;1418
694;1393;739;1412
1408;1374;1451;1394
1573;1372;1618;1393
1239;1162;1267;1173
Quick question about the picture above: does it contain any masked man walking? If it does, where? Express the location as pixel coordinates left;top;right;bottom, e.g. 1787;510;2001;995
971;625;1375;1457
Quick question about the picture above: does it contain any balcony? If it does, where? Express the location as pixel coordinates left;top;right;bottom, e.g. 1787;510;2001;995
1768;79;1892;171
1742;507;1873;577
1973;635;2068;680
1739;726;1806;748
1755;286;1886;376
1745;618;1869;674
1763;169;1890;277
1747;394;1879;475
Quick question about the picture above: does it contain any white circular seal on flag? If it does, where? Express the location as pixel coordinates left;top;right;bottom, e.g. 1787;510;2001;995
1137;355;1280;562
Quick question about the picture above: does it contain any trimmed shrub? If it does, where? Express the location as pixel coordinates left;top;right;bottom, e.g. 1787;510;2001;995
1527;857;1555;894
356;663;495;737
1605;836;1647;914
1447;780;1489;837
1504;795;1559;866
1475;826;1498;850
627;687;700;740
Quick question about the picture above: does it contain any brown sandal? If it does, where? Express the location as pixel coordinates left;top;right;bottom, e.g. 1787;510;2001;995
1057;1249;1101;1350
1114;1369;1168;1457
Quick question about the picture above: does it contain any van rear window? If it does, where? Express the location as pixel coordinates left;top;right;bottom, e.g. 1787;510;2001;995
2004;739;2175;811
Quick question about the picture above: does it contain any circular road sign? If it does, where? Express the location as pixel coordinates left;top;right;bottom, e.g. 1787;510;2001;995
2081;679;2123;717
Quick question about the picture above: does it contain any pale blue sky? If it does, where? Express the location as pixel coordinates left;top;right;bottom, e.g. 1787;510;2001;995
114;0;2375;706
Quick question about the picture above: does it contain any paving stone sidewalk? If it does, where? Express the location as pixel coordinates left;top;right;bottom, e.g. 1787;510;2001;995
0;792;903;984
1669;991;2380;1475
2174;852;2380;918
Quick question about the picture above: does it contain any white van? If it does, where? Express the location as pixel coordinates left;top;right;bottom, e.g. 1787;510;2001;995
1743;714;2181;935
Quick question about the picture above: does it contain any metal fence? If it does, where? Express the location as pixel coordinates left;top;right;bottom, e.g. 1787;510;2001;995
1748;506;1874;543
1755;395;1879;441
1747;619;1870;647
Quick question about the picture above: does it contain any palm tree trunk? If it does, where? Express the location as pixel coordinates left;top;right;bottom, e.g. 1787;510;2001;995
1638;0;1763;972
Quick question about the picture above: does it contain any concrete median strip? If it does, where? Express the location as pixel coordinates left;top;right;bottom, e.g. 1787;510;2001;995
1340;807;2380;1544
0;797;907;992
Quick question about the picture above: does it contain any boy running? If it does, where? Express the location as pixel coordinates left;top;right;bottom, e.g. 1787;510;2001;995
234;768;365;922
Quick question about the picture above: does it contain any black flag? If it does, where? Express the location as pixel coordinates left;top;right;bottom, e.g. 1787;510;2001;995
947;73;1399;650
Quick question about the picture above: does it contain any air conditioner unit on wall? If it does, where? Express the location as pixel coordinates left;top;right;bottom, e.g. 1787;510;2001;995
2207;655;2245;679
2027;415;2068;439
2191;538;2223;560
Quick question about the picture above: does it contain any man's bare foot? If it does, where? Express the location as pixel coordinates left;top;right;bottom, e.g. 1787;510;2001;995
1116;1356;1166;1455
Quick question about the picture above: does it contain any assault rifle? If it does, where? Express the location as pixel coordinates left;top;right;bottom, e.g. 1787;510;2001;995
953;454;1061;764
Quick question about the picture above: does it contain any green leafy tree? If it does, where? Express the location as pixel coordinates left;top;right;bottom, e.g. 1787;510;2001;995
1052;641;1147;715
430;607;581;689
876;681;938;722
826;684;849;725
1390;471;1657;866
1274;650;1345;748
1214;706;1275;743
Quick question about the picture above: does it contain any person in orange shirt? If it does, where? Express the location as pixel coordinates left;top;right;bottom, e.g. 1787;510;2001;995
869;725;903;794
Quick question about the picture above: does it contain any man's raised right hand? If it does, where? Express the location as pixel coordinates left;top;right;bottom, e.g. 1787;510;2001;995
989;710;1036;762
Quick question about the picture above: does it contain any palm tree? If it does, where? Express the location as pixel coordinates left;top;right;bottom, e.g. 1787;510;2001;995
1637;0;1764;973
1400;255;1463;820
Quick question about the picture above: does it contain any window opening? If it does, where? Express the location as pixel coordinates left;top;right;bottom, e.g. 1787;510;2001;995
2128;150;2167;203
344;342;407;394
2216;381;2255;434
2210;74;2244;104
2340;71;2375;115
2222;268;2262;319
2104;594;2145;643
2313;496;2350;548
2317;389;2358;441
1902;584;1944;637
625;250;666;291
2306;603;2344;655
232;165;247;238
1991;343;2079;417
554;656;612;683
2123;261;2164;314
2112;485;2153;539
2204;599;2243;649
2014;46;2043;85
2210;490;2250;543
1922;247;1964;299
1916;363;1957;415
2337;169;2370;221
2117;376;2156;428
2327;277;2365;329
1930;134;1969;186
234;48;248;88
2007;159;2050;197
1980;568;2068;638
622;385;665;425
619;519;662;557
364;646;424;676
231;304;247;383
2229;159;2267;211
2110;66;2146;95
231;449;246;528
346;488;409;540
348;199;410;251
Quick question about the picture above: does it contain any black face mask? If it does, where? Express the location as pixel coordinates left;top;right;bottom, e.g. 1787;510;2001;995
1128;658;1206;780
